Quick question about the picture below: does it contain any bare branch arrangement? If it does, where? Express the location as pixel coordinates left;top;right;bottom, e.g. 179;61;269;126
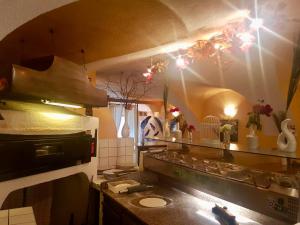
104;72;153;109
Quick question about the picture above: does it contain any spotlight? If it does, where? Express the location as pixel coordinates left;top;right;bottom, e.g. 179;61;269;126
224;104;237;118
250;18;263;29
176;56;188;69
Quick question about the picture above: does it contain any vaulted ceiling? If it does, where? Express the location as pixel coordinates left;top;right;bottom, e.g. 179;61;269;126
0;0;253;65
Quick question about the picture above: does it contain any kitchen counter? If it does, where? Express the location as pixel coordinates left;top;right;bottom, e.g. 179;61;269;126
102;182;290;225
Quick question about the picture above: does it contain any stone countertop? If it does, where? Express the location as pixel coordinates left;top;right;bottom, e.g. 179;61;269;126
102;183;290;225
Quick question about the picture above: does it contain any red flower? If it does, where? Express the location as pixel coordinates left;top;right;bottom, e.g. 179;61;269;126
187;125;195;132
170;107;180;113
261;104;273;117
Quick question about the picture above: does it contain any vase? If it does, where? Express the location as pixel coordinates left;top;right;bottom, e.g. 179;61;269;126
246;124;258;149
164;120;170;138
121;109;130;138
223;130;231;148
277;118;297;152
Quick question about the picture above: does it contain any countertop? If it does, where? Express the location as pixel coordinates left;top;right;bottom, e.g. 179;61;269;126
102;182;290;225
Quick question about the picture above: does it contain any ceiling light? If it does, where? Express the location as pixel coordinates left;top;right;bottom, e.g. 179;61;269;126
224;104;237;118
41;100;82;109
214;43;221;50
176;56;188;69
250;18;263;29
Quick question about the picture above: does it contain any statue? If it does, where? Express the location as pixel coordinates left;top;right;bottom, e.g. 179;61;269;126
277;119;297;152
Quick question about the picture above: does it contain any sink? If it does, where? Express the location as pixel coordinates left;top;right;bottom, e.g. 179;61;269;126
130;195;172;208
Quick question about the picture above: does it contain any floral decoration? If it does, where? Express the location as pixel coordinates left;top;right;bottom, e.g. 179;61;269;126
142;20;258;79
246;100;273;130
187;125;196;132
170;107;180;113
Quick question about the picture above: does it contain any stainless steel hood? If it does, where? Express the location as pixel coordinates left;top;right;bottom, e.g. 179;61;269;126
0;56;107;107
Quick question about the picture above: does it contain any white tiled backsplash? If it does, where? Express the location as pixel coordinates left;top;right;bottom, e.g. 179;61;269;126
98;138;135;170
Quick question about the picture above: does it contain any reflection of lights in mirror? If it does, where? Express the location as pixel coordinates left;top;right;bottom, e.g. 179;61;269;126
224;104;237;118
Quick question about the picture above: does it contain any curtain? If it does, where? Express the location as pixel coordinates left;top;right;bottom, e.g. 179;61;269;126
110;104;123;133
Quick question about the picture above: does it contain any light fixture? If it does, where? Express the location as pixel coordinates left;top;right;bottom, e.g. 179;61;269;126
176;55;188;69
236;32;255;51
41;100;82;109
41;112;75;120
214;43;222;50
250;18;263;29
172;111;180;117
224;104;237;118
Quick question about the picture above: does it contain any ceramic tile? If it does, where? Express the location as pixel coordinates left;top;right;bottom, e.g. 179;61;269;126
108;157;117;168
126;155;133;164
99;147;109;157
118;147;125;156
117;156;125;165
119;138;126;147
9;207;32;216
108;147;117;157
108;139;118;148
125;147;133;156
99;158;109;170
125;138;134;146
9;214;35;224
99;139;108;148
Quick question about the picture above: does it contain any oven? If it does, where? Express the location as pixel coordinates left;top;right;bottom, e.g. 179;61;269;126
0;132;93;182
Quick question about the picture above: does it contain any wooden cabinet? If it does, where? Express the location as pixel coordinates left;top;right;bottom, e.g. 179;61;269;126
102;194;147;225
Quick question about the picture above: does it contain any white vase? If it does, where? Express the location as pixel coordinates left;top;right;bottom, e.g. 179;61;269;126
277;118;297;152
121;109;130;138
164;120;170;138
247;124;259;149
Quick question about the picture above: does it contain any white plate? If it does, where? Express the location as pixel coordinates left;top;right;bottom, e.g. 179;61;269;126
139;197;167;208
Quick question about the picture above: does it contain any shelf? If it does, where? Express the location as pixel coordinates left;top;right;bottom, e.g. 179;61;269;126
145;137;300;160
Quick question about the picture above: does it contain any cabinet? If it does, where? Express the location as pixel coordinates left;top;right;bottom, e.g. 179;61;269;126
102;194;146;225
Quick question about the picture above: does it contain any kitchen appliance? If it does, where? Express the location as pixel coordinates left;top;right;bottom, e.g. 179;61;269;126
0;131;93;182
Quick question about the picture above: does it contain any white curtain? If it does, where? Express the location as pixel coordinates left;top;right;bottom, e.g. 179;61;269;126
110;104;123;134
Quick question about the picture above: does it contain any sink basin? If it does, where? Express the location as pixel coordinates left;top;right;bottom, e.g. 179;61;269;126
130;195;172;208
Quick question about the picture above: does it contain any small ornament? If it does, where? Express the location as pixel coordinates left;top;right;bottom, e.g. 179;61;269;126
277;119;297;152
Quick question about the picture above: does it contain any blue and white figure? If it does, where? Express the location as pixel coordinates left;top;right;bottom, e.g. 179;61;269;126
141;115;163;138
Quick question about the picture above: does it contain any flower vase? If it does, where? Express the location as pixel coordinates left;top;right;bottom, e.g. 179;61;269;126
246;124;258;149
164;120;170;138
121;109;130;138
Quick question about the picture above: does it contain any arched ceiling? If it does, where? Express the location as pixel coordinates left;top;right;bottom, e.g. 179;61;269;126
0;0;188;65
0;0;255;66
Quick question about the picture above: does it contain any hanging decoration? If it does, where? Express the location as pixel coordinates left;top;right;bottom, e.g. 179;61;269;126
142;58;169;81
142;19;260;78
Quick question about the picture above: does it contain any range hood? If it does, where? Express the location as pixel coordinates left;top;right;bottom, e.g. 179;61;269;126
0;56;107;107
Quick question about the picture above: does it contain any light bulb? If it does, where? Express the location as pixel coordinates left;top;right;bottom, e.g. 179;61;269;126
224;104;237;118
176;56;188;69
250;18;263;29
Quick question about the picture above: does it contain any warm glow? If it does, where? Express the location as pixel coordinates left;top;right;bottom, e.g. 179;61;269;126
224;104;237;118
41;100;82;109
162;42;194;53
214;43;221;50
41;112;75;120
176;56;188;69
172;111;180;117
250;18;263;29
